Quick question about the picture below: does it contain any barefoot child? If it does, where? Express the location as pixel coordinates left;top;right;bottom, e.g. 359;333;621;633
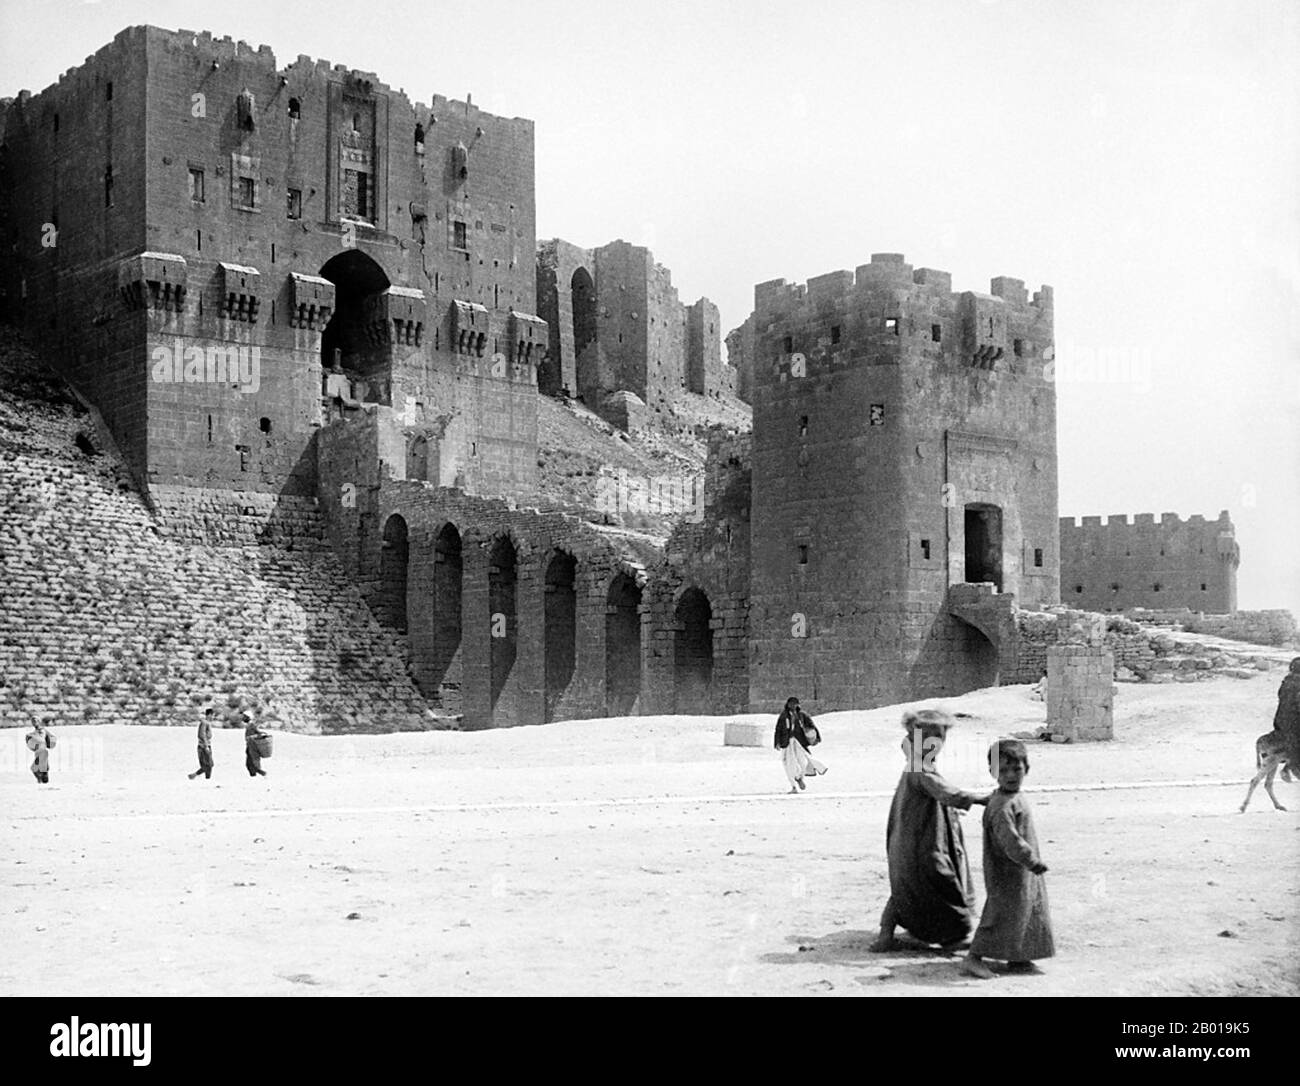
870;708;988;951
961;739;1055;979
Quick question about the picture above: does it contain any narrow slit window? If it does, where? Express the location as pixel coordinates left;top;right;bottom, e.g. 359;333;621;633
830;325;841;344
287;188;302;220
783;335;793;354
921;539;931;561
797;544;809;566
1033;547;1043;568
189;167;205;203
798;415;808;437
932;324;942;342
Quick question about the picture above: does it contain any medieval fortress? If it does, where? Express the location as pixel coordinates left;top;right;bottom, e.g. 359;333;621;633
0;27;1279;734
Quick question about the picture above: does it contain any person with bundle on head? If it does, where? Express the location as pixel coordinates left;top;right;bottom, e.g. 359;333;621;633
870;707;988;952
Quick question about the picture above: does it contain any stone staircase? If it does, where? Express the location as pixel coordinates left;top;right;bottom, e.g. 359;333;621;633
0;338;436;734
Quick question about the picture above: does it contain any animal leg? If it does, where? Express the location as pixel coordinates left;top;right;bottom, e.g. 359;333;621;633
1264;764;1287;811
1240;763;1269;813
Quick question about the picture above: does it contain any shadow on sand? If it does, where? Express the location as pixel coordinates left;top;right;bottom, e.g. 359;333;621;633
759;930;979;989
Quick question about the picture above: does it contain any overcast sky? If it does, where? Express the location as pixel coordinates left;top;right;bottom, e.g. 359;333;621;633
4;0;1297;616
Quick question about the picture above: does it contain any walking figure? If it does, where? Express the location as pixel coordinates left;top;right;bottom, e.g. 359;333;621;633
188;708;215;780
26;722;55;785
774;696;827;794
244;713;269;777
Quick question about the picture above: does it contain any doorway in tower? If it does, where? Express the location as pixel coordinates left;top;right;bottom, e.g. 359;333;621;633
320;250;391;403
964;503;1003;590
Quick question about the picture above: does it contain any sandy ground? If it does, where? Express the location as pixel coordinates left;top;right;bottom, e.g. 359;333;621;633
1;674;1297;997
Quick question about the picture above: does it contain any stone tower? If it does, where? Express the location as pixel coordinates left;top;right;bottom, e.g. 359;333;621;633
746;253;1058;713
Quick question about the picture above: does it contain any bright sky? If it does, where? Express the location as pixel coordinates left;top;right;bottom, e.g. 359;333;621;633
4;0;1297;616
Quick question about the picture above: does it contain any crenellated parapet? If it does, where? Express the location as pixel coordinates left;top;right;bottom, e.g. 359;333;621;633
752;252;1054;388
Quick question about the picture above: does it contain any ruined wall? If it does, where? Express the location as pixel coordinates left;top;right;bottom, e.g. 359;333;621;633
686;298;731;397
1060;511;1239;613
725;314;755;405
747;253;1056;714
537;236;727;424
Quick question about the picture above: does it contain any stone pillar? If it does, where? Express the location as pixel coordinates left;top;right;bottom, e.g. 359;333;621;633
513;550;545;727
1046;610;1114;741
460;538;492;730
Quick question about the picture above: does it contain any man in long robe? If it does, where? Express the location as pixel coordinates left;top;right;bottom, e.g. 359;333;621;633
870;709;987;951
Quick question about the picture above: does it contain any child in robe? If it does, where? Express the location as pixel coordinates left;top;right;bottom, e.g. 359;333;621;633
961;739;1055;978
870;708;988;951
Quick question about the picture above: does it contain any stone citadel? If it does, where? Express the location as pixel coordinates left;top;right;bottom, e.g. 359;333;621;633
0;27;1268;733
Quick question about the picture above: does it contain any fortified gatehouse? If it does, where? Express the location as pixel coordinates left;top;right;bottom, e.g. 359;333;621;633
743;253;1059;713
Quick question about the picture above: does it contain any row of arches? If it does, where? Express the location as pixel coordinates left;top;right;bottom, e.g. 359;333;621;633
376;514;716;724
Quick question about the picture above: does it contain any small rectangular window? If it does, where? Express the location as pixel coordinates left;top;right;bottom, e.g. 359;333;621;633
453;220;467;249
1033;548;1043;568
1014;338;1025;357
921;539;931;561
830;325;841;344
798;415;808;437
931;324;942;342
238;176;256;208
106;81;113;102
797;544;809;565
189;167;205;203
287;188;302;220
869;404;885;426
783;335;793;354
885;317;899;334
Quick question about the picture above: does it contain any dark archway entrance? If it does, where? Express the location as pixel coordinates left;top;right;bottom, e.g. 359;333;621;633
379;513;409;634
320;250;391;392
674;587;713;713
544;551;577;722
429;522;463;710
571;267;597;398
489;536;518;712
964;503;1003;590
605;573;642;716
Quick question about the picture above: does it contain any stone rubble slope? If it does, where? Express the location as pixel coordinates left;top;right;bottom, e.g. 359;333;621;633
0;339;433;734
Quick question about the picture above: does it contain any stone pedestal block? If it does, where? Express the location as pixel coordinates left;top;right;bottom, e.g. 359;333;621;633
724;721;766;747
1046;644;1114;741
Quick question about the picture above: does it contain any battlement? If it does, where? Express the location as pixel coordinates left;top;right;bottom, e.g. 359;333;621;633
1060;510;1233;532
752;252;1053;385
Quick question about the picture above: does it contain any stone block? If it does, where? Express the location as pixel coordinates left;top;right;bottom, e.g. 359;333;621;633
724;720;766;747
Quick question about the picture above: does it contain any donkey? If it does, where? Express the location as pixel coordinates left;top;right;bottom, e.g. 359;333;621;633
1239;731;1294;813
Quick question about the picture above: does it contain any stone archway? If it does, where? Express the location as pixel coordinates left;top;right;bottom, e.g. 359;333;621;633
673;587;713;713
605;572;642;716
544;551;577;722
320;249;391;388
379;513;409;634
428;522;463;710
489;536;518;711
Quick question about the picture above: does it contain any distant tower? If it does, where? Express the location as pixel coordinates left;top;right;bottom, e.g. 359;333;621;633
747;253;1058;712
